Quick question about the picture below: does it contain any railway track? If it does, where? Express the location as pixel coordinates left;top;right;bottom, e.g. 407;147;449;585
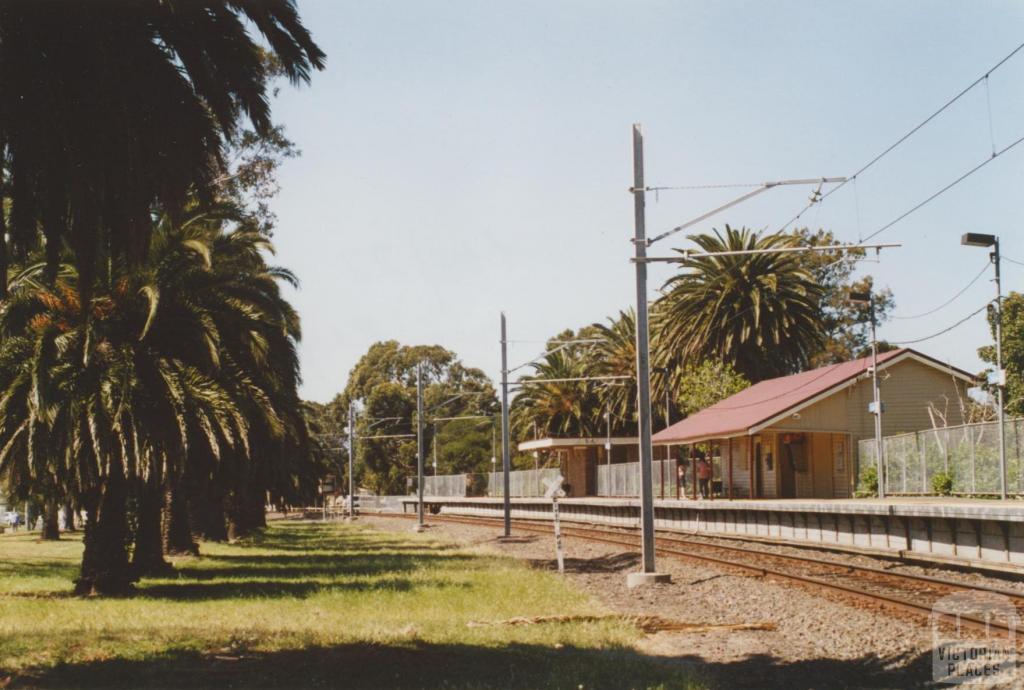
388;511;1024;636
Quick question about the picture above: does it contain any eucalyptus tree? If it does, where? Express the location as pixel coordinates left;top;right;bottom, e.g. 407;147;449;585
338;342;498;494
792;228;895;367
656;225;825;382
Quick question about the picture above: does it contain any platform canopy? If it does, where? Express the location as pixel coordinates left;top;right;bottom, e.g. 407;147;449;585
517;437;638;452
652;348;975;446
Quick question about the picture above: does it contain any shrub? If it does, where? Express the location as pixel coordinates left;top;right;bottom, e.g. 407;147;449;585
855;465;879;498
931;471;954;496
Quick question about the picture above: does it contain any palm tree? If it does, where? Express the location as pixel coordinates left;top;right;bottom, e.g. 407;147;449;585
0;1;325;300
511;348;601;440
0;202;309;589
655;226;825;382
588;310;638;434
137;204;308;543
0;268;251;591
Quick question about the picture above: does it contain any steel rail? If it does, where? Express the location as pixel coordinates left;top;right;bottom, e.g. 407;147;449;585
392;512;1021;636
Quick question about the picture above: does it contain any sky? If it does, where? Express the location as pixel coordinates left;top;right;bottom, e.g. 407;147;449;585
267;1;1024;403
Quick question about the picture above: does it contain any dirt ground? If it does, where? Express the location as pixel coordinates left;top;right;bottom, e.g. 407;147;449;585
362;514;1023;690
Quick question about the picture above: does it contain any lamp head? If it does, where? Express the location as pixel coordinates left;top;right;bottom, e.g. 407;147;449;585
848;290;872;305
961;233;996;248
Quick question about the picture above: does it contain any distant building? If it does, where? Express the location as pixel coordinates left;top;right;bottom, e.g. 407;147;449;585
516;437;671;497
653;348;976;499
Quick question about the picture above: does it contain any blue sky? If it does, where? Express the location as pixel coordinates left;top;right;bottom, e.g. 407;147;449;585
269;1;1024;402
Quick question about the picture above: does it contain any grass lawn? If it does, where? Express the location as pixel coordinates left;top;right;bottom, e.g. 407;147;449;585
0;520;700;689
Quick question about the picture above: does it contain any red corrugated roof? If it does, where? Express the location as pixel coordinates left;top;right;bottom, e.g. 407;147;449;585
652;348;969;445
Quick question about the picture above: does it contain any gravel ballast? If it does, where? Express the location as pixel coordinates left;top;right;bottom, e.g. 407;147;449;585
362;514;1023;690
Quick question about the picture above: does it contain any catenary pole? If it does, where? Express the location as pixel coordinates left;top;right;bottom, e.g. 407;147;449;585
869;295;885;499
994;238;1007;499
631;124;658;576
348;401;356;520
500;313;511;537
416;363;425;530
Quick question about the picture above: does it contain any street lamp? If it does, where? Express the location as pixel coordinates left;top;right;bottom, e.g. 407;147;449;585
850;290;885;499
961;233;1006;500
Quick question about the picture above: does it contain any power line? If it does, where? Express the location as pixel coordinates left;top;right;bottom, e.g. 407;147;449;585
508;339;601;375
891;261;990;320
511;375;631;386
889;303;990;346
860;132;1024;242
1004;256;1024;267
777;40;1024;233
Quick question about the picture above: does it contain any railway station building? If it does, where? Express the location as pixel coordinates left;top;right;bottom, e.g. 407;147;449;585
652;348;976;499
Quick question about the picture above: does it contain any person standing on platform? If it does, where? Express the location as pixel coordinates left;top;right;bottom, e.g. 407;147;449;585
697;454;712;499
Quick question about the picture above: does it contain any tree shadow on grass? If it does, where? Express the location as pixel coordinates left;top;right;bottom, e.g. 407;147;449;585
6;639;942;690
135;576;472;601
178;551;477;580
0;560;78;580
131;527;481;601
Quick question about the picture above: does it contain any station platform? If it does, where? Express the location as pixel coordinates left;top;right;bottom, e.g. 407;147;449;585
402;496;1024;574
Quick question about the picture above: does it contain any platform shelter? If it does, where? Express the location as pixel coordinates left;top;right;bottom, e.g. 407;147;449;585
516;437;671;497
653;348;976;499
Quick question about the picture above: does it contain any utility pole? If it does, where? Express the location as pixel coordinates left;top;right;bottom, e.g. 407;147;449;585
627;124;669;586
868;296;884;500
851;290;884;498
605;406;612;468
994;238;1007;500
415;363;426;531
347;401;356;520
500;313;512;538
961;233;1007;499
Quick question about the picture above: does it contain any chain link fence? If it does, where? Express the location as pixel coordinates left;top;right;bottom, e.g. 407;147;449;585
858;418;1024;496
597;459;681;498
486;468;562;497
408;468;563;498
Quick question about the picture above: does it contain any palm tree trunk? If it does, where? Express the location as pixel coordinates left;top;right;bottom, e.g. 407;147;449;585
40;499;60;540
131;478;172;577
192;484;228;542
75;457;133;596
226;483;265;541
162;483;198;556
62;501;76;531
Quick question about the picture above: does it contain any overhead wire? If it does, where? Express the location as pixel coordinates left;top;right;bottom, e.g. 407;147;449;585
888;303;990;346
891;261;990;320
1003;256;1024;267
775;40;1024;233
860;132;1024;242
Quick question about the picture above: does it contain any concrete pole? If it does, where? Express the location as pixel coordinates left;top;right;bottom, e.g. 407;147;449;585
415;363;425;531
347;401;356;520
628;124;668;585
870;296;885;499
994;238;1007;499
500;313;512;537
